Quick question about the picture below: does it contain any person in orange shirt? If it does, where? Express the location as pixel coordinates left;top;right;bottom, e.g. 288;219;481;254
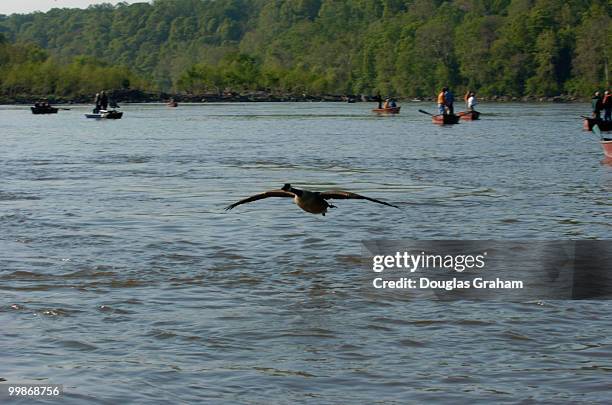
437;87;447;114
464;90;471;109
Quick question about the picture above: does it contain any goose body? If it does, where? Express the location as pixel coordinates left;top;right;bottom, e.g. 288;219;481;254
293;189;330;214
225;184;398;216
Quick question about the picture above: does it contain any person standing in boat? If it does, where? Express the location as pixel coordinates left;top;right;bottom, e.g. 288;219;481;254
591;91;603;119
464;90;471;110
602;90;611;121
100;91;109;111
93;93;101;113
467;92;478;111
437;88;446;115
444;87;455;115
374;92;383;109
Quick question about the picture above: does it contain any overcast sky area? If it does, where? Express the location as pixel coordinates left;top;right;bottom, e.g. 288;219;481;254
0;1;148;15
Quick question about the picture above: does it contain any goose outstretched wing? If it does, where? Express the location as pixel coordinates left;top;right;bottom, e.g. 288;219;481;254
320;190;399;208
225;190;295;210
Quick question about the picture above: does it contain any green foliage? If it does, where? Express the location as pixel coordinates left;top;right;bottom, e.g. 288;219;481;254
0;0;610;97
0;41;148;98
565;3;612;94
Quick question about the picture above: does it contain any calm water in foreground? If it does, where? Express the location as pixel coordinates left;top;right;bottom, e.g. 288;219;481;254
1;102;611;404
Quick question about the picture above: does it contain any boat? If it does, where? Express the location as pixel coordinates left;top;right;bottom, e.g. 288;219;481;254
432;114;460;125
583;117;612;131
167;101;178;108
602;138;612;158
457;110;480;121
85;109;123;119
31;105;58;115
372;106;400;114
591;125;612;159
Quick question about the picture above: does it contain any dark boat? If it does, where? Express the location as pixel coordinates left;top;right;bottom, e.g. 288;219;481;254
432;114;460;125
372;106;400;114
85;109;123;119
583;117;612;132
31;106;58;115
167;101;178;108
457;110;480;121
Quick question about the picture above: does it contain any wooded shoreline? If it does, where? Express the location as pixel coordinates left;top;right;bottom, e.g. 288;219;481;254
1;1;608;106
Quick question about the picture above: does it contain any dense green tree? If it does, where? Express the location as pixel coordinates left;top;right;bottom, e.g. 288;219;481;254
0;0;610;98
0;41;148;98
568;3;611;94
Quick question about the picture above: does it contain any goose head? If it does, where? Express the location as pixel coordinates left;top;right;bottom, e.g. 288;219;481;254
282;183;302;197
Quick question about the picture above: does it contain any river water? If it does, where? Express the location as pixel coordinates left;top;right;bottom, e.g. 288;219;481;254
1;102;611;403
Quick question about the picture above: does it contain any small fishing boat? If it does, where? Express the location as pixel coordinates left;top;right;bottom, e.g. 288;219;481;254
167;101;178;108
602;139;612;158
31;105;58;115
591;125;612;159
583;117;612;131
372;106;400;114
432;114;460;125
85;110;123;119
457;110;480;121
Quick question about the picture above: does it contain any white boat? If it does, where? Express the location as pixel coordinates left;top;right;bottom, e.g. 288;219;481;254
85;109;123;119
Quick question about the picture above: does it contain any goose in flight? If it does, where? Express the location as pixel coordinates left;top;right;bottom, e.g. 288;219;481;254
225;183;399;216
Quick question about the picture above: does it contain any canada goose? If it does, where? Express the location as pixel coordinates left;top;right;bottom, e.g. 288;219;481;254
225;183;399;216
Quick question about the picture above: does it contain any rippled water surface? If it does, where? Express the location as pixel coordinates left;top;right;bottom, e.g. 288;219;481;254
1;103;611;403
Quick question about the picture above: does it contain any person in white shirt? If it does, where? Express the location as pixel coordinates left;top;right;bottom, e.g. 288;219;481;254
467;92;477;111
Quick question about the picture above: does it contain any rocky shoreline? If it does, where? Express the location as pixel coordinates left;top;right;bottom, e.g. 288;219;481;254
0;89;585;105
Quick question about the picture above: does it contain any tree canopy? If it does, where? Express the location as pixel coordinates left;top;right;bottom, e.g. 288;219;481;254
0;0;610;98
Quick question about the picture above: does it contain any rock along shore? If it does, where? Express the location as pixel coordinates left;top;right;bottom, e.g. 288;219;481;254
0;89;584;105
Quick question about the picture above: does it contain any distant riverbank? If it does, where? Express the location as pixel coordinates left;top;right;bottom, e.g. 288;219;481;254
0;89;585;105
